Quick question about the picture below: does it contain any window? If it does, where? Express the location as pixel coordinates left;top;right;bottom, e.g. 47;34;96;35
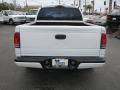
37;6;83;20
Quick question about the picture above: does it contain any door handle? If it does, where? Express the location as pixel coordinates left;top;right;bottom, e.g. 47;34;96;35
55;34;66;40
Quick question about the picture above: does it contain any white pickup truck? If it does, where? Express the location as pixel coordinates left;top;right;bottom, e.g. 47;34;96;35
14;5;107;70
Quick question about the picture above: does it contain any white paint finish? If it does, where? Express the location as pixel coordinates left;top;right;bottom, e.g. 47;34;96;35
19;26;101;56
26;15;36;22
3;15;26;23
99;49;106;57
19;25;102;33
21;32;101;49
15;26;20;32
21;49;100;56
15;62;105;69
101;27;106;34
16;54;21;56
0;12;3;22
15;48;21;57
77;63;105;69
1;10;26;23
15;62;43;68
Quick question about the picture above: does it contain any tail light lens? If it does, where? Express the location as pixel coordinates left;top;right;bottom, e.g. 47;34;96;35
101;34;107;49
14;32;20;48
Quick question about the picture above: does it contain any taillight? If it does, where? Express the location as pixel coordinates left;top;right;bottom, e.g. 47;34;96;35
101;34;107;49
14;32;20;48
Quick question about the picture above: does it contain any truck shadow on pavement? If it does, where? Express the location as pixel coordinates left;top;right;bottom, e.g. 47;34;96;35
14;68;98;90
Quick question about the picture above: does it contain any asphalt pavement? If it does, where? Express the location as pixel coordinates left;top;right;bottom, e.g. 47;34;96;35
0;24;120;90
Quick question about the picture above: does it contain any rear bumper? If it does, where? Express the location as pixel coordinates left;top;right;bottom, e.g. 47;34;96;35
15;56;105;69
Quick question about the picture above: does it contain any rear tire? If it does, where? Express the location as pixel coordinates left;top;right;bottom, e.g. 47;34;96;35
9;19;14;25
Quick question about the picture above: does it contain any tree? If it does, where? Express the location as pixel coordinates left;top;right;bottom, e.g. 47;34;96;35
9;3;15;10
83;5;87;14
109;0;112;13
0;2;15;11
86;4;93;14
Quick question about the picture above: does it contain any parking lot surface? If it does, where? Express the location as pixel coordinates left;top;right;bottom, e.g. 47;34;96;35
0;24;120;90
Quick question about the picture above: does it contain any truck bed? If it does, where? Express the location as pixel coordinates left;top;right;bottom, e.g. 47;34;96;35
16;22;104;57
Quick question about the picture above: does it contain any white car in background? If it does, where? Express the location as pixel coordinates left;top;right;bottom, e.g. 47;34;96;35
1;10;26;25
83;15;100;24
0;12;3;24
83;15;90;22
96;16;107;26
26;9;38;23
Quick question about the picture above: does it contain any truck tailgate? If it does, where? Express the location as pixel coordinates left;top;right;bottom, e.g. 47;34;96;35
20;26;101;56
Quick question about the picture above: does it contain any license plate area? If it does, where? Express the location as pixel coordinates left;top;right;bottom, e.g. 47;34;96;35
42;58;79;69
52;58;68;68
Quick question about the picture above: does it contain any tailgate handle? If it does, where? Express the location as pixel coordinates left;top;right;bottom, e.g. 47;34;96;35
55;34;66;40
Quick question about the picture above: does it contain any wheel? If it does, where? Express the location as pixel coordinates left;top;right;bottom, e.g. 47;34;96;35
9;19;14;25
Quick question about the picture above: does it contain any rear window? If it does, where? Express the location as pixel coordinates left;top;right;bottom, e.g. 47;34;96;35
37;6;83;20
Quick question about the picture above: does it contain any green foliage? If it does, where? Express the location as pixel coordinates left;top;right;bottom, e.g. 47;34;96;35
83;4;93;15
0;2;15;11
86;4;93;14
86;4;93;10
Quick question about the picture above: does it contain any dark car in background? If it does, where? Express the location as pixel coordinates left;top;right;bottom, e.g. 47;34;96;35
107;9;120;25
107;9;120;34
